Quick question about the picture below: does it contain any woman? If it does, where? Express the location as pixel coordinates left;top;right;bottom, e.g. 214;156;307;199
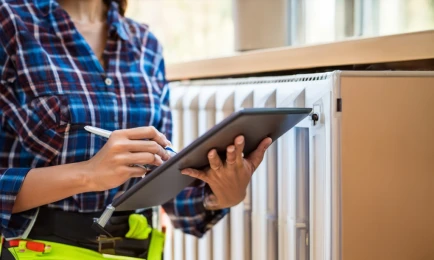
0;0;271;259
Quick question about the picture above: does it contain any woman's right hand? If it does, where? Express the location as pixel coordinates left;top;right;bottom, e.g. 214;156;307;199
81;126;171;191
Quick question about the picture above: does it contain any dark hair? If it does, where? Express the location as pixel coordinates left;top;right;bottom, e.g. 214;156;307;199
103;0;127;16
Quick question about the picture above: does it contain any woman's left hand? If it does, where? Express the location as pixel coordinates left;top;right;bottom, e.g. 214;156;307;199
181;135;272;210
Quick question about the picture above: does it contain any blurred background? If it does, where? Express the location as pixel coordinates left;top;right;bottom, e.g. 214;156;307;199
125;0;434;64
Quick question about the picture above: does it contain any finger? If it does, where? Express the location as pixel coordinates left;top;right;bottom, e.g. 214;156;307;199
109;139;168;160
127;140;169;161
128;166;148;178
126;152;164;166
208;149;223;172
118;165;147;178
163;133;173;147
225;145;236;168
234;135;245;166
181;168;209;182
122;127;170;146
246;137;272;171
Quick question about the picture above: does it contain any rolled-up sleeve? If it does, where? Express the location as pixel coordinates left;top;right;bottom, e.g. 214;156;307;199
0;32;38;238
162;181;229;238
0;168;38;239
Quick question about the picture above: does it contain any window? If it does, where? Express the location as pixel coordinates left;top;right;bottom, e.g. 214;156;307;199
289;0;434;45
125;0;234;64
126;0;434;63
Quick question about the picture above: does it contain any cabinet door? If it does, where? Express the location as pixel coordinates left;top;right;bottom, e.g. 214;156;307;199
340;74;434;260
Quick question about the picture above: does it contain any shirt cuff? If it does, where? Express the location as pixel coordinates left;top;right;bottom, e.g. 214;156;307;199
195;183;230;236
0;168;38;239
162;181;229;238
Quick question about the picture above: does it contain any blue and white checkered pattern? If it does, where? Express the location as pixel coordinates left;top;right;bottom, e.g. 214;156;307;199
0;0;227;238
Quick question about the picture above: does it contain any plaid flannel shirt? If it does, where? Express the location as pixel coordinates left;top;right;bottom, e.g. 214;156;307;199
0;0;227;239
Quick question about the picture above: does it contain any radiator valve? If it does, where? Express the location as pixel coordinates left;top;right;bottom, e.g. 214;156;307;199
311;113;319;125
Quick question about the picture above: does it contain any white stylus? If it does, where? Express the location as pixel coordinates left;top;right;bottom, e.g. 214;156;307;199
84;126;112;139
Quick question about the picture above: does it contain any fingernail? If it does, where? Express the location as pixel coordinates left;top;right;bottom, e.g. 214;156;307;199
208;151;214;158
237;136;244;144
228;146;235;152
181;169;190;175
155;155;163;165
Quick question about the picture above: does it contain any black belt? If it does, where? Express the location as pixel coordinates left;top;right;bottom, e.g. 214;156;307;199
27;207;154;258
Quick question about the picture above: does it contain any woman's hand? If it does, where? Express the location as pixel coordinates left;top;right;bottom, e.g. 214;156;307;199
181;135;272;210
82;127;171;191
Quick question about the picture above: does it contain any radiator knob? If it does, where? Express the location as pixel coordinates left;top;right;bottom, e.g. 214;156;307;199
311;113;319;125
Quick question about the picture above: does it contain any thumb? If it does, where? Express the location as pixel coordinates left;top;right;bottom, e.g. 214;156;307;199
246;137;272;171
181;168;209;183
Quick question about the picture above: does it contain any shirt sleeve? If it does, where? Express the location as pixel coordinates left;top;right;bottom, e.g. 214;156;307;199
0;18;39;238
162;181;229;238
0;168;38;239
0;91;39;239
152;41;229;238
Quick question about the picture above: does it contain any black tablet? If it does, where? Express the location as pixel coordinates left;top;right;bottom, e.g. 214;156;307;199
109;107;312;212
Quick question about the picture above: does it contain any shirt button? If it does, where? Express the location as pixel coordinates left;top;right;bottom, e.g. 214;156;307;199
105;78;113;86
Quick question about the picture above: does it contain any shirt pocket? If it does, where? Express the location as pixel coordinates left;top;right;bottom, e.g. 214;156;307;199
25;94;99;134
63;93;120;132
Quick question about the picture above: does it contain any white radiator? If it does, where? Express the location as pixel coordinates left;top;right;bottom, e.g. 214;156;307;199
163;72;340;260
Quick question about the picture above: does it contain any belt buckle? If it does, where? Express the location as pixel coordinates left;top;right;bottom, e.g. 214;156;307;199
97;235;122;255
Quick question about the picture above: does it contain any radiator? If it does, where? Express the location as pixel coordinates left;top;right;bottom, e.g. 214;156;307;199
160;71;434;260
161;71;338;260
